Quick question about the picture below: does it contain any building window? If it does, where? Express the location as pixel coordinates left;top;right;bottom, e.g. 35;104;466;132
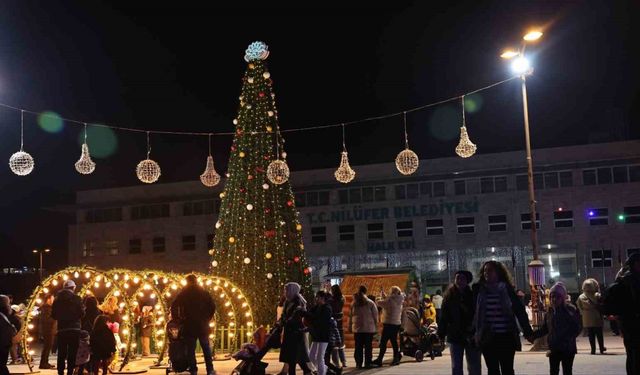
583;170;597;185
516;175;528;191
207;234;214;251
338;190;348;204
132;204;170;220
338;225;355;241
295;193;306;207
589;208;608;226
301;191;330;206
426;219;444;236
183;200;216;216
533;173;544;190
433;181;445;197
613;166;629;183
494;176;508;192
559;171;573;187
152;237;165;253
480;177;494;194
395;185;406;200
105;241;119;256
630;165;640;182
86;207;122;223
396;221;413;237
339;187;383;204
420;182;432;197
454;180;466;196
306;192;319;206
553;210;574;228
367;223;384;240
311;227;326;243
597;168;612;184
521;213;540;230
129;239;142;254
362;187;374;202
349;189;361;204
544;172;559;189
82;241;95;257
488;215;507;232
374;187;386;201
406;184;418;199
627;248;640;258
591;250;612;268
623;206;640;224
457;217;475;234
182;235;196;251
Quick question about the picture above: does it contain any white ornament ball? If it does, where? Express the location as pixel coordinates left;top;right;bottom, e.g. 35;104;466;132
267;111;274;117
211;260;218;267
9;151;34;176
267;273;273;279
233;119;238;125
263;72;271;79
247;77;254;83
243;257;251;264
215;221;222;229
262;183;269;190
246;204;253;211
136;159;161;183
281;152;287;159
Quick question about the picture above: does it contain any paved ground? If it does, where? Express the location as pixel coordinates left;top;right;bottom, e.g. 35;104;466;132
10;334;627;375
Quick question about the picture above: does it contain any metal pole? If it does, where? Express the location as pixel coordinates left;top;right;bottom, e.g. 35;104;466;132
39;251;43;281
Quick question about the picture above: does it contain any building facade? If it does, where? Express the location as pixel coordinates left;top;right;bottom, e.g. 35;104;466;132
67;141;640;292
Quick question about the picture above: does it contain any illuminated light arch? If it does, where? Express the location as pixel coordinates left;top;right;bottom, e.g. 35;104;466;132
20;267;255;372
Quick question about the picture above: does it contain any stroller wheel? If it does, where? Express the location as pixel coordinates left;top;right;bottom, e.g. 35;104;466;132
414;350;424;362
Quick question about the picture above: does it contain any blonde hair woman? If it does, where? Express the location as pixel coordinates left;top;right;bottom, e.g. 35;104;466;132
372;286;404;367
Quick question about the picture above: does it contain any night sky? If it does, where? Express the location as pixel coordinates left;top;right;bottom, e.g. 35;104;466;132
0;1;637;271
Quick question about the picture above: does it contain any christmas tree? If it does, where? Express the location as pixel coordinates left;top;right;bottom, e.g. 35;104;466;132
211;42;312;324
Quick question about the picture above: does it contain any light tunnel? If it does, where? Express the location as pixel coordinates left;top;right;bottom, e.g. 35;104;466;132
20;266;254;373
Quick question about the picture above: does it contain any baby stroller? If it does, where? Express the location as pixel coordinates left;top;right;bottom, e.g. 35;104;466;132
400;307;442;361
230;325;281;375
166;318;189;374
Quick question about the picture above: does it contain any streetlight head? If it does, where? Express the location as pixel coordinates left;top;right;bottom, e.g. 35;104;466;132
45;249;51;253
523;31;543;42
500;49;519;59
511;56;531;74
32;249;38;253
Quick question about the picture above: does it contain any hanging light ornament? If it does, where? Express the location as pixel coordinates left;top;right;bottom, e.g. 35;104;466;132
266;124;289;185
136;131;161;183
200;134;221;187
395;111;419;175
334;124;356;184
455;95;477;158
9;110;35;176
75;123;96;175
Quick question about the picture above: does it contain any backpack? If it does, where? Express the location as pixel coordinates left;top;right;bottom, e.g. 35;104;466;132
166;318;189;373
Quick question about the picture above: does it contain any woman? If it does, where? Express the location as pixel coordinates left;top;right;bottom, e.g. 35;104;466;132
577;278;606;354
531;282;582;375
438;270;481;375
90;315;117;375
372;286;404;367
279;282;311;375
82;296;102;332
38;295;57;369
349;285;378;369
473;260;532;375
307;291;332;375
329;284;346;368
99;296;122;325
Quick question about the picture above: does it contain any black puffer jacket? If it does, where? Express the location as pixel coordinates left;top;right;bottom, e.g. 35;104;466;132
438;285;475;344
532;303;582;354
52;289;84;332
307;303;332;342
171;284;216;337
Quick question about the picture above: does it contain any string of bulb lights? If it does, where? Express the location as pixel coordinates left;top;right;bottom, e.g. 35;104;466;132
0;41;522;186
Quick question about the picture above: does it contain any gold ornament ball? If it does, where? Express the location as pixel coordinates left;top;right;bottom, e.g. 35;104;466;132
136;159;161;184
243;257;251;264
229;237;235;243
211;260;218;267
239;152;245;158
266;126;273;132
220;192;226;198
9;151;35;176
296;224;302;231
208;249;214;255
267;159;290;185
265;252;272;259
249;63;255;69
267;111;274;117
395;148;419;175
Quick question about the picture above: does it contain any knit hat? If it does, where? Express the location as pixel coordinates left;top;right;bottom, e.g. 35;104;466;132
64;280;76;289
549;282;567;298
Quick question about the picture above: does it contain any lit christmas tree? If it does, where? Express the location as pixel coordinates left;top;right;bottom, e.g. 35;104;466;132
211;42;312;324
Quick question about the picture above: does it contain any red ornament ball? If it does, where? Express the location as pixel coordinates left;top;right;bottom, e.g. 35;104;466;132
303;268;310;275
248;175;253;180
231;146;236;152
258;92;265;98
294;256;300;263
287;201;293;207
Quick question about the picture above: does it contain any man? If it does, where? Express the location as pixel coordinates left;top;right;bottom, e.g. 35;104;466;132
39;295;57;369
604;253;640;375
0;295;15;375
171;274;216;375
432;289;443;323
52;280;84;375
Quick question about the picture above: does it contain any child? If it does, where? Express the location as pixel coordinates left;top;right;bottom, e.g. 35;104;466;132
530;283;582;375
91;315;117;375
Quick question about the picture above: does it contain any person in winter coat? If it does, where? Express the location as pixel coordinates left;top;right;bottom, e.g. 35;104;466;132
473;260;533;375
349;285;379;369
8;305;23;364
438;270;480;375
90;315;116;375
329;284;346;368
52;280;84;375
576;278;606;354
81;296;102;334
530;283;582;375
306;291;332;375
372;286;404;367
422;295;437;325
323;317;343;375
432;290;444;323
39;295;57;369
140;306;154;356
278;282;312;375
0;295;15;375
171;274;216;375
603;252;640;375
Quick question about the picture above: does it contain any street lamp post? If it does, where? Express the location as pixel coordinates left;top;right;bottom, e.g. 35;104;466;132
501;30;545;328
32;248;51;281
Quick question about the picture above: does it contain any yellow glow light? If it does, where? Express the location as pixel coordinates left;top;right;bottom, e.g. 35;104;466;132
28;324;34;330
500;50;519;59
84;271;91;279
122;315;129;321
119;302;125;308
63;274;69;281
74;272;79;278
114;290;121;297
133;277;140;284
523;31;543;41
52;280;58;286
